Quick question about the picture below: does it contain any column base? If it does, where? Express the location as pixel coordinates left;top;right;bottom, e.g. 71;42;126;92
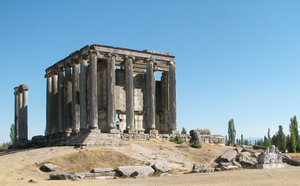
109;128;120;134
125;129;138;134
170;130;180;135
64;132;71;137
87;128;101;134
71;130;80;137
148;129;158;134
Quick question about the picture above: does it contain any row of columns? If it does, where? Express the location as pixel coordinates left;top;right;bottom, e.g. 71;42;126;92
45;51;176;135
14;84;29;141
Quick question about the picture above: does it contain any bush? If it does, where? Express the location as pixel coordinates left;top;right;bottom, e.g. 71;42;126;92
0;142;12;149
191;141;202;148
170;135;184;144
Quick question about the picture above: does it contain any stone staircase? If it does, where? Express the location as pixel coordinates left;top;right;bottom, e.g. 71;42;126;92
61;132;129;147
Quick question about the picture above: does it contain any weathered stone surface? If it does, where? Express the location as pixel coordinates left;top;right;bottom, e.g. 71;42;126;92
238;156;258;165
40;163;61;172
85;172;115;177
193;128;211;135
190;130;202;146
150;161;171;173
220;150;237;162
28;179;37;183
235;147;243;153
191;165;214;173
232;160;242;168
252;163;289;169
49;173;85;180
116;166;154;178
241;152;252;157
258;145;282;164
91;168;114;173
220;164;239;171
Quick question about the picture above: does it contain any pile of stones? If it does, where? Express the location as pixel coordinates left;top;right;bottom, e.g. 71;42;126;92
47;160;172;180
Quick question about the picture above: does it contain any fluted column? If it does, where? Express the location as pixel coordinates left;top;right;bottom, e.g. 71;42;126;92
168;61;177;133
14;87;19;141
22;86;28;140
46;74;52;136
125;56;135;132
80;58;88;130
107;53;117;133
18;91;23;139
88;51;98;129
58;67;65;133
72;60;80;134
64;64;72;134
146;59;157;134
51;72;58;134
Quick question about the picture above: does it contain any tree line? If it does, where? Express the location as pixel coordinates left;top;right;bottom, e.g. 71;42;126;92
225;116;300;153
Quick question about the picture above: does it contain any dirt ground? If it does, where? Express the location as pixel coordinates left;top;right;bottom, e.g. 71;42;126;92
1;140;300;186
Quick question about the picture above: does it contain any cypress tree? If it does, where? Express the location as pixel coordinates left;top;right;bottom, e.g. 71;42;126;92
228;119;236;145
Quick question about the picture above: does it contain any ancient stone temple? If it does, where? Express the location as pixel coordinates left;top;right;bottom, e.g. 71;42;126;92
45;44;177;137
13;84;29;141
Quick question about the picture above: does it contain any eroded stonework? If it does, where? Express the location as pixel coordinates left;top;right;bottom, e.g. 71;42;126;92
258;145;283;164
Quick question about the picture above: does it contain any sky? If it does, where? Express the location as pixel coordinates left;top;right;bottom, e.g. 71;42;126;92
1;0;300;144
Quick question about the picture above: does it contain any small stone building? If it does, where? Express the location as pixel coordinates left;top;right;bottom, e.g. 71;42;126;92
45;45;177;137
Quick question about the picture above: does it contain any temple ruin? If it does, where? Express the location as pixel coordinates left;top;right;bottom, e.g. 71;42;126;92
44;44;178;138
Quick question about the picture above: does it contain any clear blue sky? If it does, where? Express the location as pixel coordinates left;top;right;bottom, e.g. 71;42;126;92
1;0;300;143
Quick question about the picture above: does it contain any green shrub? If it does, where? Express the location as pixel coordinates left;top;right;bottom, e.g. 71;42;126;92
191;141;202;148
170;135;184;144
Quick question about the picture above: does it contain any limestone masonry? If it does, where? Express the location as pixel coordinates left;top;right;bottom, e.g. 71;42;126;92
45;45;177;138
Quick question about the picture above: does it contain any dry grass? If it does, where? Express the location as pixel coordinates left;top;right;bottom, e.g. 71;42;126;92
43;149;143;173
286;153;300;162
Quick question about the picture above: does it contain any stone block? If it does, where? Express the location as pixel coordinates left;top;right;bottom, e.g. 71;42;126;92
251;163;289;169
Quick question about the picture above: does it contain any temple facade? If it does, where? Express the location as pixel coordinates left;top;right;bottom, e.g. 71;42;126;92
44;45;177;137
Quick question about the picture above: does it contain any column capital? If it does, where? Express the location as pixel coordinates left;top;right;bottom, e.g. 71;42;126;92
107;52;118;58
18;84;29;91
144;58;155;64
167;61;176;66
89;49;98;55
14;87;19;95
125;55;135;61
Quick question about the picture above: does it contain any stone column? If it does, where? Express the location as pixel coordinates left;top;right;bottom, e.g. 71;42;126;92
46;74;52;136
14;87;19;141
72;60;80;134
107;53;117;133
168;62;177;134
125;56;135;133
18;90;23;139
58;67;65;133
146;59;157;134
80;58;88;130
51;72;58;134
22;85;28;140
64;64;72;135
88;51;98;129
